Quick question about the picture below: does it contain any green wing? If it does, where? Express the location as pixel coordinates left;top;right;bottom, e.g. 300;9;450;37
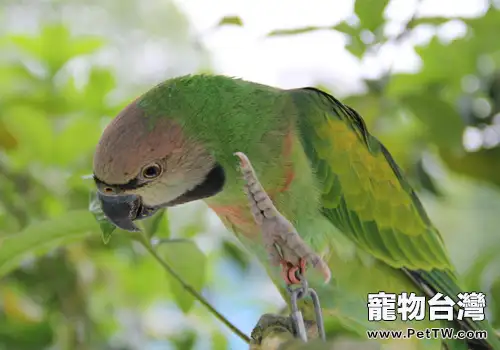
291;88;500;350
293;87;452;271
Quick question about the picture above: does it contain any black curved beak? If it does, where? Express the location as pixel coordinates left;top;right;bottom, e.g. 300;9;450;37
97;192;158;232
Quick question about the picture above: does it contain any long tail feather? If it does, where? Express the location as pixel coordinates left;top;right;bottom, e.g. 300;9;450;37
404;268;500;350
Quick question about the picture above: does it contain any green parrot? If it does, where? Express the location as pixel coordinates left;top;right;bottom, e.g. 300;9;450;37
92;74;499;350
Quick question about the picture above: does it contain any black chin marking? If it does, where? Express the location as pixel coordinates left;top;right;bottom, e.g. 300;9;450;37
167;163;225;206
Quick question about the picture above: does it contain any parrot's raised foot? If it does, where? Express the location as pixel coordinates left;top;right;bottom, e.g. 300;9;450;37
250;313;319;350
234;152;331;285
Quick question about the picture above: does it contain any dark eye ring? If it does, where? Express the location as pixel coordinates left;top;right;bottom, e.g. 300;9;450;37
142;163;162;179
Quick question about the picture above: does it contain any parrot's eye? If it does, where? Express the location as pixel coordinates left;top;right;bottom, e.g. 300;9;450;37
142;163;162;179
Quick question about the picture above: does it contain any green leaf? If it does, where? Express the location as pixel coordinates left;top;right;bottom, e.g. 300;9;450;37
0;210;98;277
385;34;479;100
439;147;500;188
83;68;116;111
9;35;43;60
267;26;331;37
211;330;228;350
416;37;477;85
465;7;500;54
413;158;443;197
385;74;425;98
141;209;170;238
0;120;17;150
158;241;206;313
354;0;390;32
333;21;360;36
221;240;249;272
346;35;367;59
332;21;366;59
266;23;363;38
88;191;116;244
170;330;197;350
91;249;171;307
0;64;40;90
408;17;454;28
181;223;204;238
30;24;71;74
217;16;243;27
402;94;464;148
463;244;500;292
178;208;206;238
70;37;105;57
54;116;102;165
0;320;53;349
9;24;104;75
2;106;54;167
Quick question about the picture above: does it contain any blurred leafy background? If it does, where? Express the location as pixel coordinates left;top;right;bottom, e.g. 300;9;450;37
1;0;500;349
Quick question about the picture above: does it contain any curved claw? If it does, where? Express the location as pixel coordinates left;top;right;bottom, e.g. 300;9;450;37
234;151;331;285
281;258;307;285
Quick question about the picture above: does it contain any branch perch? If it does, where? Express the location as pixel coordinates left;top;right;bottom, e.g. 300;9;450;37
250;314;324;350
250;316;377;350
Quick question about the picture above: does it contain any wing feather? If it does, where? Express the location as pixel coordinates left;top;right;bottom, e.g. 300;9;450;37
290;87;500;349
293;87;451;271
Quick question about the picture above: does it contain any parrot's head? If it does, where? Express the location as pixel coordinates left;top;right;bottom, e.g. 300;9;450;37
92;100;226;231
